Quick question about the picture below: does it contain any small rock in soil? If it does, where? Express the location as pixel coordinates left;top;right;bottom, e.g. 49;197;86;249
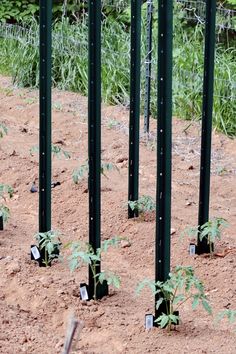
30;183;38;193
6;261;21;275
120;240;131;248
116;156;128;163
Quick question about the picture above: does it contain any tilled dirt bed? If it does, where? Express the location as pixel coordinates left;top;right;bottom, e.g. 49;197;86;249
0;75;235;354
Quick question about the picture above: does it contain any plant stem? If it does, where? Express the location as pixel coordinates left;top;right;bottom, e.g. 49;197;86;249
175;294;193;310
91;263;97;300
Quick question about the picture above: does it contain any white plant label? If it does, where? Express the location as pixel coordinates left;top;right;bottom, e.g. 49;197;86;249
145;314;154;329
31;246;41;260
80;286;89;301
189;244;196;256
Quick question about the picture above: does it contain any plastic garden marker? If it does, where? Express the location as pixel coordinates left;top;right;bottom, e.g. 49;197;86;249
88;0;108;299
128;0;142;218
155;0;173;323
198;0;217;254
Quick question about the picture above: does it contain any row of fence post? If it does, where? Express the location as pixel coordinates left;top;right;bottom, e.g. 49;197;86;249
38;0;216;319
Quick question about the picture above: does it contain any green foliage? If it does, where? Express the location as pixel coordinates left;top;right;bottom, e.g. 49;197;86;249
107;118;121;130
51;145;71;159
137;266;212;331
0;129;13;224
216;309;236;326
0;0;82;23
30;144;70;159
0;2;235;135
182;217;228;254
0;122;8;139
0;205;10;223
0;0;39;22
0;184;14;224
68;237;121;300
199;217;229;245
35;230;61;267
226;0;236;7
0;0;130;23
0;184;14;199
181;226;199;241
72;162;88;184
72;161;118;184
128;195;155;215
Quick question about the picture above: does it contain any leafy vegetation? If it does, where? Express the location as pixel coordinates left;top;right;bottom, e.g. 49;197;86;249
137;266;212;331
216;309;236;328
183;217;229;255
199;218;229;254
0;0;130;23
0;2;235;135
68;238;121;300
72;161;118;184
0;184;14;224
30;144;71;159
35;230;61;267
0;122;8;139
128;195;155;215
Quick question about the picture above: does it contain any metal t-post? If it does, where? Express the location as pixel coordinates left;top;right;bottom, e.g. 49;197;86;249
197;0;216;255
144;0;153;134
128;0;142;218
88;0;108;299
39;0;52;234
155;0;173;321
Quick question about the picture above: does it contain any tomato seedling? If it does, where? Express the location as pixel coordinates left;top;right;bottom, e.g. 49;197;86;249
137;266;212;331
68;237;121;300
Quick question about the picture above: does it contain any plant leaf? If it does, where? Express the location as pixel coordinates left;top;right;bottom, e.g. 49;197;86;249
201;299;212;314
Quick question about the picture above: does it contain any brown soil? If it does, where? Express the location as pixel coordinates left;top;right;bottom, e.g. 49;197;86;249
0;75;235;354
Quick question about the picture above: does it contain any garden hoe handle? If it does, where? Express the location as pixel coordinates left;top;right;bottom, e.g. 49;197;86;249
62;316;83;354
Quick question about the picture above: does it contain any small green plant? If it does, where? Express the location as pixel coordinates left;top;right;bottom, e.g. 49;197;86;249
107;118;120;129
0;87;13;96
137;266;212;331
72;161;118;184
182;217;229;255
128;195;155;215
0;122;8;139
30;144;71;159
216;309;236;329
24;97;36;105
0;184;14;224
0;130;12;225
200;218;229;254
35;230;61;267
0;205;10;224
72;162;88;184
68;238;121;300
52;102;63;111
51;145;71;159
215;166;228;176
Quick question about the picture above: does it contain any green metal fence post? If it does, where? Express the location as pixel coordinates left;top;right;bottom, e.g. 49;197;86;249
197;0;217;254
144;0;153;134
88;0;108;299
155;0;173;321
39;0;52;234
128;0;142;218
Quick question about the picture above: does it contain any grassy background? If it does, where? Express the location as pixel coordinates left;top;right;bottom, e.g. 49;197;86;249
0;1;235;136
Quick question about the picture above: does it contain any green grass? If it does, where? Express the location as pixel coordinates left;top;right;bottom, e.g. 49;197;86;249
0;37;16;76
0;2;235;136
